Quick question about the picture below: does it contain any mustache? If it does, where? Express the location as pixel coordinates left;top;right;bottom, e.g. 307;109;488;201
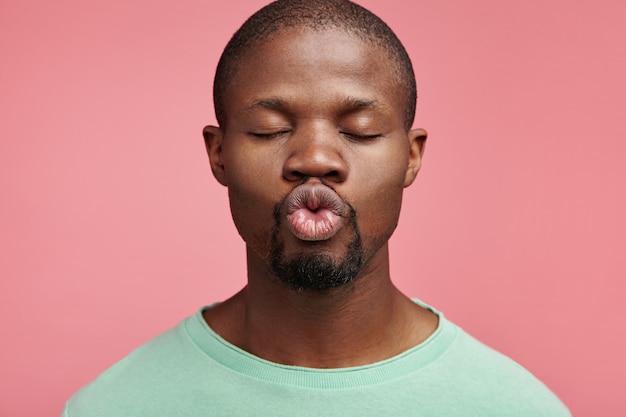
272;177;357;224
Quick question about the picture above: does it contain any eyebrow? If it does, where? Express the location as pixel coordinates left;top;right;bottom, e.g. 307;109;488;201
244;96;383;113
340;97;381;111
244;98;288;112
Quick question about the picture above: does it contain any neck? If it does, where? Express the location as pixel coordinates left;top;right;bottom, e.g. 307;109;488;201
204;244;437;368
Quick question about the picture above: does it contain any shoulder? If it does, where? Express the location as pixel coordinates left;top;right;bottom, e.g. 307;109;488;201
62;313;210;417
423;318;571;416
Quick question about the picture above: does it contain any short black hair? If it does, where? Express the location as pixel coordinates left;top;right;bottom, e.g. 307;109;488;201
213;0;417;131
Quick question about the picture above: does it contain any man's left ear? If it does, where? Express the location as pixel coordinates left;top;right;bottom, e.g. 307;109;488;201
404;128;427;187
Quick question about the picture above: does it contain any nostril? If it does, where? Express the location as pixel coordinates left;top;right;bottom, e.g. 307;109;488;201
290;170;306;180
288;170;342;182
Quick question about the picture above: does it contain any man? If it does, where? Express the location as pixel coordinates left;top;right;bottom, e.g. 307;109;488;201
63;1;570;415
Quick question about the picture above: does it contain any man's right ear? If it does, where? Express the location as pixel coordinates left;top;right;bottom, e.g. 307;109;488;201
203;125;228;186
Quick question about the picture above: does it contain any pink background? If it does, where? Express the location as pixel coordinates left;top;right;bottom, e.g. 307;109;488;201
1;0;625;415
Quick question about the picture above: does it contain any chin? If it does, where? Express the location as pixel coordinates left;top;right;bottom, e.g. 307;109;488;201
270;249;364;292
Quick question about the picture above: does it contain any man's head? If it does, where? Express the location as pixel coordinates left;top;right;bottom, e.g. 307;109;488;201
204;0;426;292
213;0;417;132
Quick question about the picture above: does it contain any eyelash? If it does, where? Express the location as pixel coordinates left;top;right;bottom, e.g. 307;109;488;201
248;131;290;139
248;131;382;141
340;132;382;141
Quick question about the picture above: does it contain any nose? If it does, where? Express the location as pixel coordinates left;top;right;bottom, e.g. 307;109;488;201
282;125;348;183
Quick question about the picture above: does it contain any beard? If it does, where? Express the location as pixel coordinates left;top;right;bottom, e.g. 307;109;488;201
269;196;364;292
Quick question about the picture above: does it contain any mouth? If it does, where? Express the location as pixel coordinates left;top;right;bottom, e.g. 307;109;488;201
284;183;344;241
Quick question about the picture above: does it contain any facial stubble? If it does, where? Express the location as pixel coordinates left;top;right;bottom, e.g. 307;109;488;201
269;196;364;292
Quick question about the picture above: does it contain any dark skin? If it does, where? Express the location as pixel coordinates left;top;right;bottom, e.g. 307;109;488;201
203;27;437;368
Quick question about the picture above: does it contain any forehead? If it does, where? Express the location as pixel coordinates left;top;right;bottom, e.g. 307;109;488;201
223;27;405;119
255;26;387;63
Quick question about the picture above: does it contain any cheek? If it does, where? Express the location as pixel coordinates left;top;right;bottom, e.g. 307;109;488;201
223;139;282;203
223;152;281;246
227;184;277;254
351;150;408;242
357;184;404;236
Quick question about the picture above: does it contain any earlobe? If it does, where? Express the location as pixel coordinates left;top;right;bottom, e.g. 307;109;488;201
203;125;228;186
404;128;427;187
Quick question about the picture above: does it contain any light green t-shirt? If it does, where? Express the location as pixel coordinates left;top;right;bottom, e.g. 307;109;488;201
63;301;570;416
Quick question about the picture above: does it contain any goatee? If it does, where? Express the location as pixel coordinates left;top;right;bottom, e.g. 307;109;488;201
269;196;364;292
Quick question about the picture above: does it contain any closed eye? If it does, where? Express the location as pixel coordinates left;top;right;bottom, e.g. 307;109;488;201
248;131;290;139
340;132;382;141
